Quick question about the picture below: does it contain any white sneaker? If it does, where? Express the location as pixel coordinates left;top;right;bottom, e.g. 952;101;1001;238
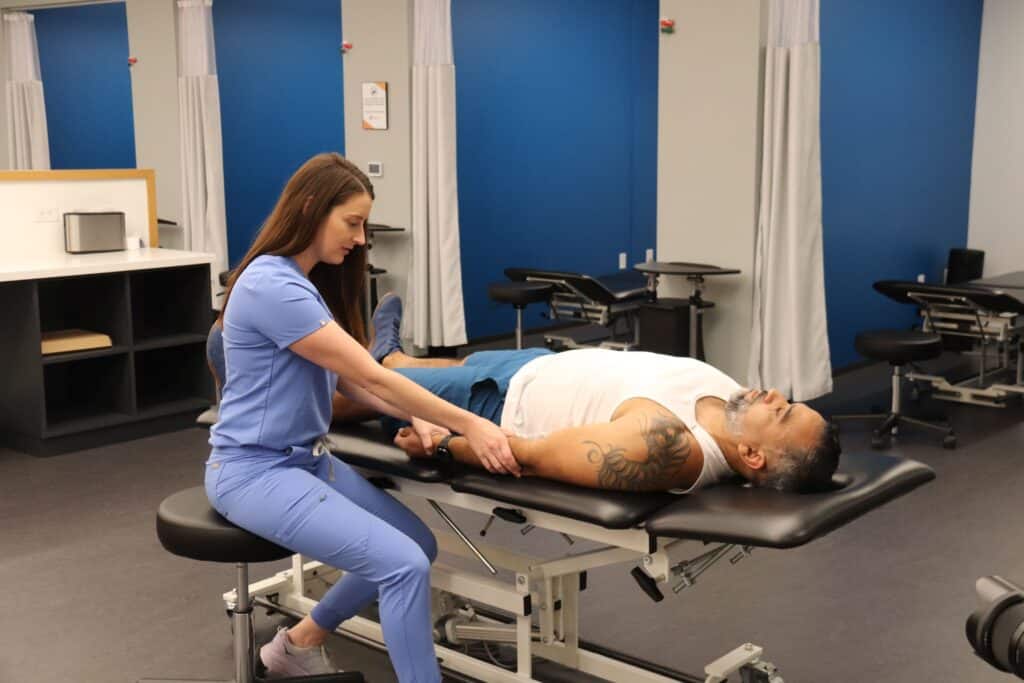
259;626;340;676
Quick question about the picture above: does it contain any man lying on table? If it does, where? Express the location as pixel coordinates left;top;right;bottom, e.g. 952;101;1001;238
207;295;840;494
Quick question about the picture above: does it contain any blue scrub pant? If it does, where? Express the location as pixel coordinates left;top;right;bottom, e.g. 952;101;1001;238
205;444;440;683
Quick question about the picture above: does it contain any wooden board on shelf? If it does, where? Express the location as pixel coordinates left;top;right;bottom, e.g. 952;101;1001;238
41;329;113;356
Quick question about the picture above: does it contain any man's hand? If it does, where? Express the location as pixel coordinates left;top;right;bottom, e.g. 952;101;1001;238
410;416;448;452
395;426;430;458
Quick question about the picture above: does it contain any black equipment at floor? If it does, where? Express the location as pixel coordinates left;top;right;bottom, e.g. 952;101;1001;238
637;297;709;359
831;329;956;449
966;576;1024;679
633;261;741;360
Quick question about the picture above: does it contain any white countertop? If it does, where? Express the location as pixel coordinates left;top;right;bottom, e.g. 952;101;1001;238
0;248;215;283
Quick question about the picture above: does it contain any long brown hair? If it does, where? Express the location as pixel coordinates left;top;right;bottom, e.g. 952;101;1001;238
218;153;374;345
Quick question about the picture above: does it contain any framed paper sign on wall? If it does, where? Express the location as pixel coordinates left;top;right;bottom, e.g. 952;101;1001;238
362;82;389;130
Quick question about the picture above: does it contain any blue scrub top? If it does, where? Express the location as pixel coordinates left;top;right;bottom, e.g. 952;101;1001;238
210;255;339;460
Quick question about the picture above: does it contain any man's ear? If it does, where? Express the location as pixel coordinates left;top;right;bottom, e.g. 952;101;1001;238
737;442;767;472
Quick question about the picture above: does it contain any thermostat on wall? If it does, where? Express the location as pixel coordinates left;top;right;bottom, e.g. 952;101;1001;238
367;161;383;177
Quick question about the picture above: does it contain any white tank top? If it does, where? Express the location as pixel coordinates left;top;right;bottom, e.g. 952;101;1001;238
499;349;740;492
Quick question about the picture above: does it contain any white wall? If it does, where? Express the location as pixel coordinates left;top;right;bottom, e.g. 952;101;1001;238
0;18;8;170
0;176;150;259
0;0;183;230
657;0;765;379
341;0;414;333
967;0;1024;277
126;0;181;226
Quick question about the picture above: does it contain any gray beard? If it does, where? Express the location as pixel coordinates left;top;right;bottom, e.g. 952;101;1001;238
724;388;752;436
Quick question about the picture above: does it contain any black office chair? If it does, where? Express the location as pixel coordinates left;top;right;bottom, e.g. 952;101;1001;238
832;330;956;450
142;487;363;683
488;281;554;349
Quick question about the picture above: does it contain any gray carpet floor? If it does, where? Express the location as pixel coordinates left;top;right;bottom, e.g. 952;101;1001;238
1;353;1022;682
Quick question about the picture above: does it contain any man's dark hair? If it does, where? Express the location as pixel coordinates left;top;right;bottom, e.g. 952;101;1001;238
759;424;842;493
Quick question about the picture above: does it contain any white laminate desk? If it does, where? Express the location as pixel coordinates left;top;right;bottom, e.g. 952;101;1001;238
0;249;216;455
0;248;214;282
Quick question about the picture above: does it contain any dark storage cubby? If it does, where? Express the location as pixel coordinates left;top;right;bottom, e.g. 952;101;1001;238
135;343;212;415
38;273;130;347
0;262;214;455
43;353;132;435
131;265;211;342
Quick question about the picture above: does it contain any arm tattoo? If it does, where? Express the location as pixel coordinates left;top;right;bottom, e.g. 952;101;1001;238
583;412;691;491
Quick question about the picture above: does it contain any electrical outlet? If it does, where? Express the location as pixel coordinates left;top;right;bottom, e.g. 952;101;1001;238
34;207;60;223
645;248;654;262
618;252;627;269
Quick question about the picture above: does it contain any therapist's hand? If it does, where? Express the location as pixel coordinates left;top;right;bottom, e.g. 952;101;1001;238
463;417;520;477
410;417;448;453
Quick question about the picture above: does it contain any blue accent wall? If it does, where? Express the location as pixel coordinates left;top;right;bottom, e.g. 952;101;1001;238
32;3;136;170
820;0;983;368
213;0;344;264
452;0;658;339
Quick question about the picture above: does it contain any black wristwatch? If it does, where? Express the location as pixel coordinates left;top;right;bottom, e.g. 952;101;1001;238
435;434;456;464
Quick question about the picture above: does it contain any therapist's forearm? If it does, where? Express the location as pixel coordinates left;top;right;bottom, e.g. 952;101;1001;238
337;376;410;421
363;364;475;433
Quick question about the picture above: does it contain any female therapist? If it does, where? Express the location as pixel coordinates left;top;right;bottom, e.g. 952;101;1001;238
207;153;518;681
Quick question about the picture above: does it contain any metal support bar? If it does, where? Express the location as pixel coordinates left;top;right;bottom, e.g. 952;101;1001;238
515;307;524;349
428;500;498;575
234;563;252;683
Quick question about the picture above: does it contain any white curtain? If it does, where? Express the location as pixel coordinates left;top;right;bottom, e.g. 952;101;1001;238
176;0;228;301
3;12;49;170
747;0;832;401
406;0;467;348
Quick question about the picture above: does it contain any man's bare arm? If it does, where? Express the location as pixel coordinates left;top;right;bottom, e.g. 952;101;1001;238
405;407;701;492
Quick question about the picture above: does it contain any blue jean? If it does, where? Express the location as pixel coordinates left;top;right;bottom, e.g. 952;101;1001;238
205;444;440;683
382;348;554;435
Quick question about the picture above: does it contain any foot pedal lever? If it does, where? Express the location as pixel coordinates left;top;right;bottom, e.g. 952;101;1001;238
630;566;664;602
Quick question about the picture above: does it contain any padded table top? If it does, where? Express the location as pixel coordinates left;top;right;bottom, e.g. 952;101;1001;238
645;452;934;548
504;267;648;303
327;424;935;549
971;270;1024;292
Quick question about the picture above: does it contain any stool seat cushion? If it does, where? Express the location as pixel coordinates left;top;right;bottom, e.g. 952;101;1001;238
855;330;943;364
157;487;292;564
488;281;553;307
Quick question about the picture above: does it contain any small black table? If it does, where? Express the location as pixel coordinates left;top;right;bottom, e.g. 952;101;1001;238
364;223;406;321
633;261;741;359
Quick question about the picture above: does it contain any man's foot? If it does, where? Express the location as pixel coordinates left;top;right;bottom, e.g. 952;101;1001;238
369;293;404;363
259;627;340;676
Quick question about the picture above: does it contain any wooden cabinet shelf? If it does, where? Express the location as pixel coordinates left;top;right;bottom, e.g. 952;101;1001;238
0;262;214;455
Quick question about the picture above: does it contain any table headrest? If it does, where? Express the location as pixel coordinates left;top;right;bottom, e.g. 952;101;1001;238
645;452;934;548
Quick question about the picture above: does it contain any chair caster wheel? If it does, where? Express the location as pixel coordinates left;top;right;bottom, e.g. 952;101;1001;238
870;435;889;450
943;435;957;449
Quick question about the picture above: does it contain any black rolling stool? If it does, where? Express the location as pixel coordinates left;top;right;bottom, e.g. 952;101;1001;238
143;487;363;683
488;281;553;349
832;330;956;450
